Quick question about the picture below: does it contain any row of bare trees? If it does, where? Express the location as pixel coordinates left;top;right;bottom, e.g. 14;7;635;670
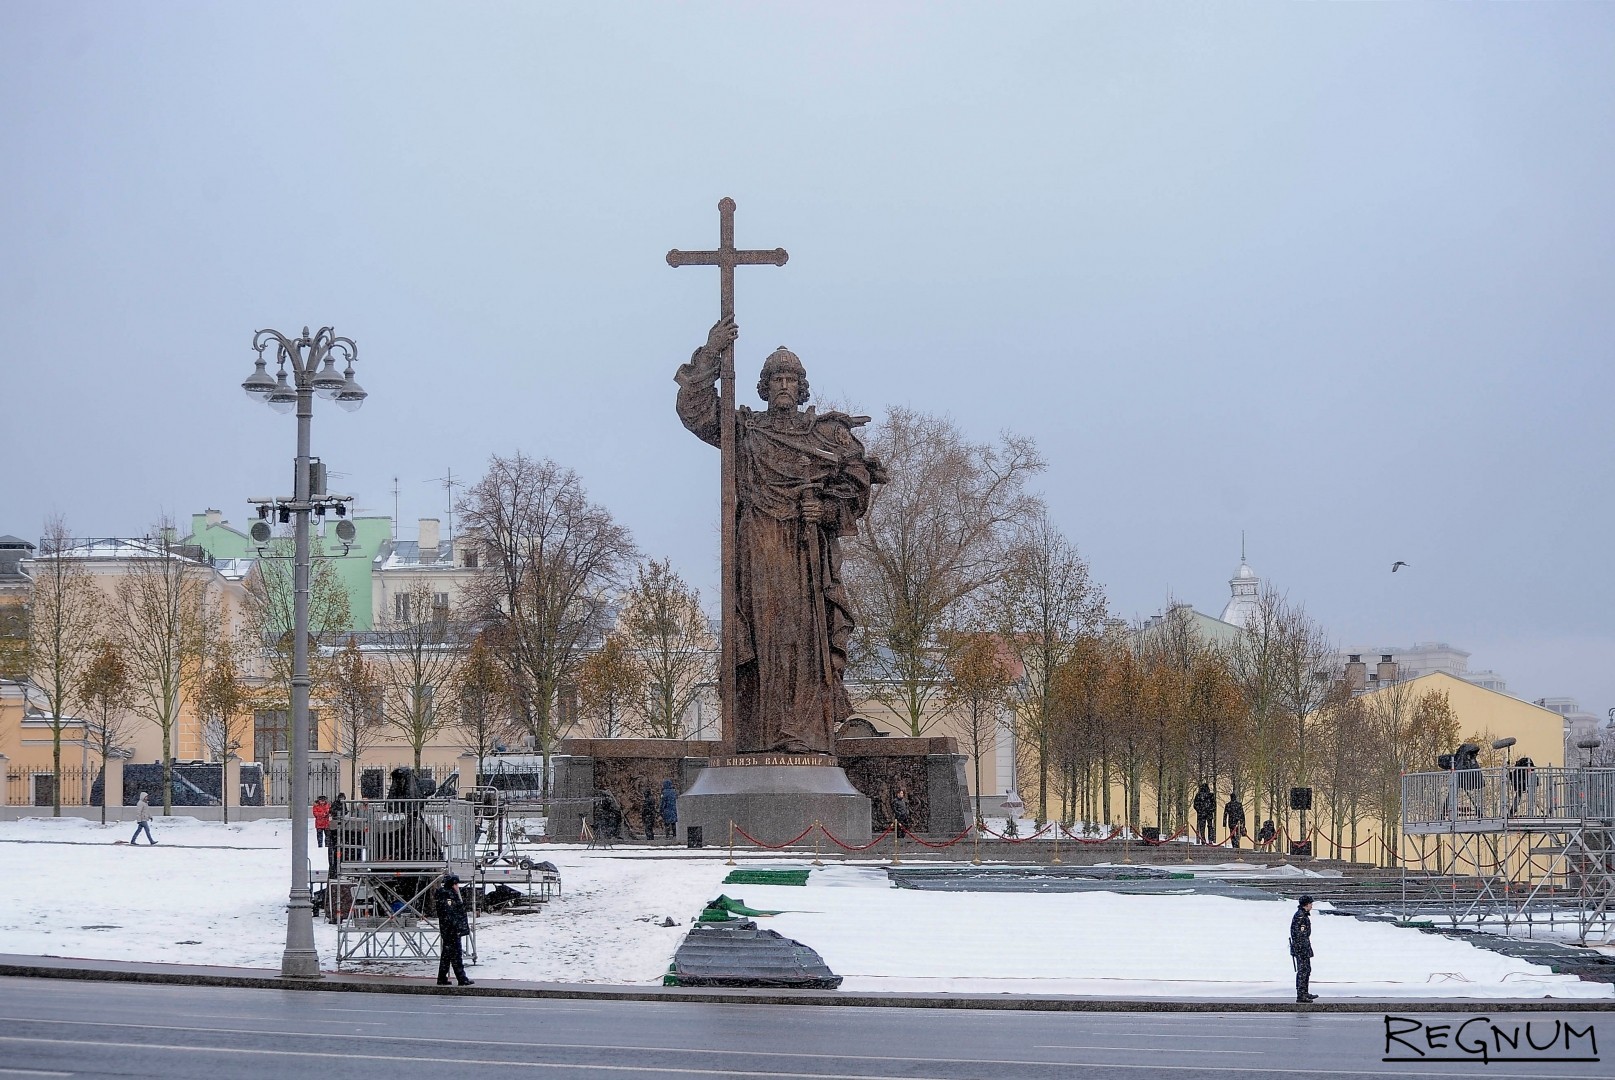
835;407;1462;861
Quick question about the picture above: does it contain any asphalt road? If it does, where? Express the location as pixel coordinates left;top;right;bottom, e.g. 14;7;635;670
0;976;1608;1079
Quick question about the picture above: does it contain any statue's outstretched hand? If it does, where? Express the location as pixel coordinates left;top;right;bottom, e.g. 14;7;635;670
705;315;738;355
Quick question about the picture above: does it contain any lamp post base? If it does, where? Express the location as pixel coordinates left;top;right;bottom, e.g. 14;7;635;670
282;891;322;980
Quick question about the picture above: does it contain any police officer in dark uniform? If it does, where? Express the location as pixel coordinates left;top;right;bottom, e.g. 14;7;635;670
1290;894;1317;1003
435;872;473;986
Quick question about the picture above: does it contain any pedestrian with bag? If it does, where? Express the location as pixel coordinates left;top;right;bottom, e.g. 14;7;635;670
435;872;473;986
130;791;156;845
1290;894;1318;1003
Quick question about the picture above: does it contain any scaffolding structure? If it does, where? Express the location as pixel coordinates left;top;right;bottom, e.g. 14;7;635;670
328;797;477;967
1401;766;1615;944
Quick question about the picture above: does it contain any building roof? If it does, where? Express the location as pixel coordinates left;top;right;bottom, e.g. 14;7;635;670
373;539;456;570
0;535;34;549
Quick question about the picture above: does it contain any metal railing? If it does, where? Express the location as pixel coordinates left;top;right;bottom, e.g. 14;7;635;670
5;766;94;807
330;797;475;868
1402;767;1615;830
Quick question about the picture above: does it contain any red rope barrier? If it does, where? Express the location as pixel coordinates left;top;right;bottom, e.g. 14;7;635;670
1314;826;1373;852
1060;825;1124;844
1140;825;1189;846
897;824;974;849
818;823;895;851
730;822;819;851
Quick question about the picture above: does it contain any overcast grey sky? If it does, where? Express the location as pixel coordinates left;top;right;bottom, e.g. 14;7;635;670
3;3;1612;719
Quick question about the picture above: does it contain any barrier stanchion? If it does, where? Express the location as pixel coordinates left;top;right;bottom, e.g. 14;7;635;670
892;824;902;865
972;820;982;866
1122;828;1132;865
1053;820;1061;865
812;821;824;867
727;820;736;866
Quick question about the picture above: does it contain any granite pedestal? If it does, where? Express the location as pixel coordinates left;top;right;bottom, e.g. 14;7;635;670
677;759;871;847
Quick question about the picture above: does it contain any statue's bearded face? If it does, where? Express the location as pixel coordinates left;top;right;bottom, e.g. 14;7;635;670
767;371;802;412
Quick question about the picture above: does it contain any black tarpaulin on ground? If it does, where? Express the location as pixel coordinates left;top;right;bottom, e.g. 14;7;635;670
669;924;842;989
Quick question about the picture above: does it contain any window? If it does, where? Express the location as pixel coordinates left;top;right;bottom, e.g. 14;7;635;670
464;549;478;569
254;709;321;761
394;592;411;622
434;592;450;610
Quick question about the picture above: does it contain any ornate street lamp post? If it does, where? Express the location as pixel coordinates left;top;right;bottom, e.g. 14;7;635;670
242;326;366;979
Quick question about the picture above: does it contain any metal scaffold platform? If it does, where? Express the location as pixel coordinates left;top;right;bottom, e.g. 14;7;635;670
323;797;478;968
1400;766;1615;944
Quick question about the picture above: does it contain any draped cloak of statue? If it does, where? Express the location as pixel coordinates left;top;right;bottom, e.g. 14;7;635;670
675;342;884;755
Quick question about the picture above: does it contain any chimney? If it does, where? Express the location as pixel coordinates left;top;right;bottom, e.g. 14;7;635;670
418;518;440;562
205;508;222;527
1376;654;1398;686
1344;655;1366;692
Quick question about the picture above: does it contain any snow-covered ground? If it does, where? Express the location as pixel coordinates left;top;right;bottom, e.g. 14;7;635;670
0;815;1608;999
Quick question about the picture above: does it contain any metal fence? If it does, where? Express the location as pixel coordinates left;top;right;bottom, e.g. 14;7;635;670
266;759;345;807
5;766;95;807
1403;767;1615;830
331;797;476;868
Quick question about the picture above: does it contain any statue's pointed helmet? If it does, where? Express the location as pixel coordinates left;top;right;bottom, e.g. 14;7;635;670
757;346;809;404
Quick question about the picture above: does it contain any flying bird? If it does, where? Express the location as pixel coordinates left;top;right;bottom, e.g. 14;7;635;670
1391;561;1410;573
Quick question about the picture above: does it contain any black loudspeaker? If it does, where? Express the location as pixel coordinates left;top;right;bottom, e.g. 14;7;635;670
1290;787;1313;811
686;826;704;849
1141;827;1161;843
1289;840;1312;858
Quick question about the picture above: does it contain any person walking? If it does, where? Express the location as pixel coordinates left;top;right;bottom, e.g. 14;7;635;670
1222;793;1247;849
1192;783;1216;844
640;787;659;842
659;779;679;839
1290;895;1318;1003
130;791;156;845
435;873;473;986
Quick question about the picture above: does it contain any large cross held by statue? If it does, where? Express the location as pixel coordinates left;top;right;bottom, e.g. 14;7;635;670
667;197;788;745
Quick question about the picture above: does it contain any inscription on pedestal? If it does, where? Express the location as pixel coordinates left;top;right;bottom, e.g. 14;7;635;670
708;755;838;768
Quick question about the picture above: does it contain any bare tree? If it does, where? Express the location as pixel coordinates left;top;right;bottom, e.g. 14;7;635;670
986;514;1107;823
80;639;134;824
196;635;254;823
943;629;1015;825
113;525;209;814
373;579;465;773
1227;585;1293;831
27;516;102;815
241;536;352;720
325;635;383;796
457;452;637;775
1364;681;1457;865
845;408;1044;735
617;558;715;740
574;632;643;739
1270;600;1335;844
453;631;515;769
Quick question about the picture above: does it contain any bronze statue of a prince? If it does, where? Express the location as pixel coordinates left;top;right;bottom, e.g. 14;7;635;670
676;314;886;756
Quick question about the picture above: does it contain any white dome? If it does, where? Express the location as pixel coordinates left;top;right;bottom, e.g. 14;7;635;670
1220;554;1261;626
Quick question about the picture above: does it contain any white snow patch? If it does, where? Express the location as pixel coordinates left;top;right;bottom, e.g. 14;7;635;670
0;818;1607;998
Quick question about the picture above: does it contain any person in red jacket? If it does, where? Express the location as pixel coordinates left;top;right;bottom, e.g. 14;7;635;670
312;795;332;848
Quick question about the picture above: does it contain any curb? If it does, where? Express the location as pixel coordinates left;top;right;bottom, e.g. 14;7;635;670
3;956;1612;1012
